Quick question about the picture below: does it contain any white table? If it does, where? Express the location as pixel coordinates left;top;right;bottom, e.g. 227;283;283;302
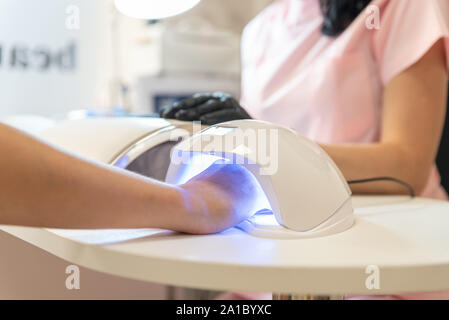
2;196;449;297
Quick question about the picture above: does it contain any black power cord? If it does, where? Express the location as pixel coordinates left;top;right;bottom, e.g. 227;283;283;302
347;177;416;198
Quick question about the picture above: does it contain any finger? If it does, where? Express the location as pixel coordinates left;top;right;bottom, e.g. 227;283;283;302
181;95;214;109
193;92;214;100
196;100;232;115
212;92;231;100
199;110;243;125
159;102;181;118
174;108;200;121
174;100;231;121
160;95;214;118
236;107;252;119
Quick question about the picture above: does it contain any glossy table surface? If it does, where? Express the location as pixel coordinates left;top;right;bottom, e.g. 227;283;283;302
2;196;449;295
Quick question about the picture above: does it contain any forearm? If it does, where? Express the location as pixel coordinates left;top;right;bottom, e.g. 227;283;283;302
322;143;431;195
0;124;187;230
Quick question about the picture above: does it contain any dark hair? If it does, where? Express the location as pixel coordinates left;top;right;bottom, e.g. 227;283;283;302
319;0;372;36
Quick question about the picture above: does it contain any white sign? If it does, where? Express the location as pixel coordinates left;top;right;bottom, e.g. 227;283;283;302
0;0;114;117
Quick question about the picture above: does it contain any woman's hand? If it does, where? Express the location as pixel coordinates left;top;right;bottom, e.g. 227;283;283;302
159;92;252;125
177;162;258;234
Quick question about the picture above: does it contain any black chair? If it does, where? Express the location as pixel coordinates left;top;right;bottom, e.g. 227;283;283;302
436;89;449;194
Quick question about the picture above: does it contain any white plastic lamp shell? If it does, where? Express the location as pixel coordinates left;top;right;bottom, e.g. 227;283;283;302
37;118;353;239
37;118;193;182
166;120;354;239
114;0;201;20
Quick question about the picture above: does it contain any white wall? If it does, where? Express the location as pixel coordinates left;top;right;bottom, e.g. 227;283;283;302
0;0;115;117
0;0;273;117
165;0;273;34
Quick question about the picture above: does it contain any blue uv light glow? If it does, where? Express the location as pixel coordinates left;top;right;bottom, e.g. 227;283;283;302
115;155;130;169
249;212;280;227
171;152;226;185
170;152;277;223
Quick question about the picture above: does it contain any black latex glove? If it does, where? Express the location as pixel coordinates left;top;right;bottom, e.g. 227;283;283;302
159;92;252;125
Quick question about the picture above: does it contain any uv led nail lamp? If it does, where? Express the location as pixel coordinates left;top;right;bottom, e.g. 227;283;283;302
165;120;354;239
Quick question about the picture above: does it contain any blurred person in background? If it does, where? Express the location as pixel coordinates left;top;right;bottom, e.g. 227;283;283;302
160;0;449;299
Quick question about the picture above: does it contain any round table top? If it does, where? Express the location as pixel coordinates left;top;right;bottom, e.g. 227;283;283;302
2;196;449;295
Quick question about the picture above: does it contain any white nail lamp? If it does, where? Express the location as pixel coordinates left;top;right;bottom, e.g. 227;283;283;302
166;120;354;239
114;0;201;20
39;118;353;239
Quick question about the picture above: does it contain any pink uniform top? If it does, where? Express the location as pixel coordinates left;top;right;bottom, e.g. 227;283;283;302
241;0;449;200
